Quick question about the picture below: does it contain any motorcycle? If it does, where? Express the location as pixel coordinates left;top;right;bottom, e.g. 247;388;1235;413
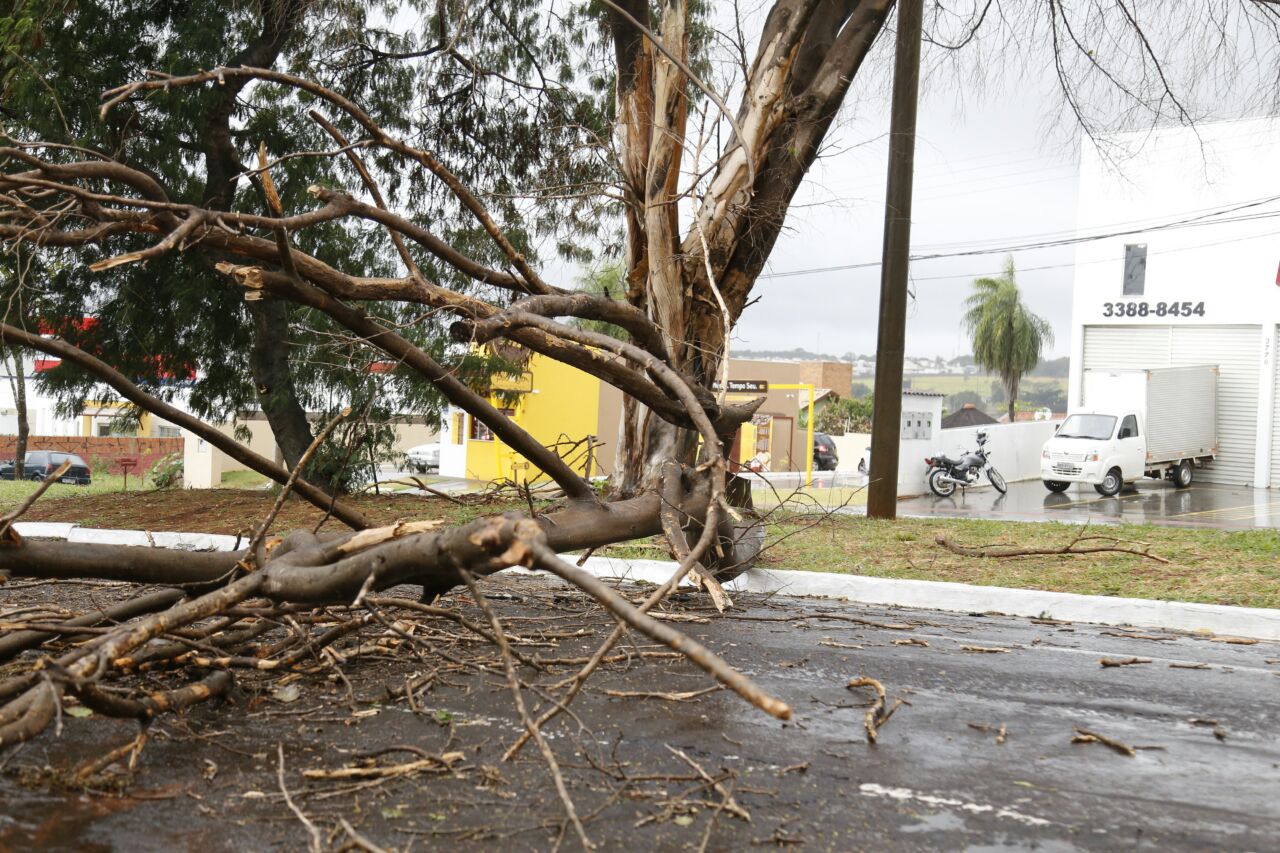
925;430;1007;497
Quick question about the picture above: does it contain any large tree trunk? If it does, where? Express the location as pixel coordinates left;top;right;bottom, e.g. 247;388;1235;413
202;0;319;482
247;298;320;477
612;0;893;495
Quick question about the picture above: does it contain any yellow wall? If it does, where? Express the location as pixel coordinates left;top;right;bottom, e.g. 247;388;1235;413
463;353;604;484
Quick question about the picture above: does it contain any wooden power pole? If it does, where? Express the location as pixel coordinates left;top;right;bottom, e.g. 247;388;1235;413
867;0;925;520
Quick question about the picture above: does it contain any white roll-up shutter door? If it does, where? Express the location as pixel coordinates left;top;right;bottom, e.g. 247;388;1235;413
1270;326;1280;487
1081;325;1260;485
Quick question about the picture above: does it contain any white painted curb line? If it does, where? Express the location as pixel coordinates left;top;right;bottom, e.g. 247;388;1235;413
13;523;1280;642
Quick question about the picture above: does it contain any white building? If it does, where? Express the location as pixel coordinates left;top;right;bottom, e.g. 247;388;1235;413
0;354;80;435
1068;116;1280;487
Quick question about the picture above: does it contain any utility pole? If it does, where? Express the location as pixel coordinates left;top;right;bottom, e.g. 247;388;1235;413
867;0;924;520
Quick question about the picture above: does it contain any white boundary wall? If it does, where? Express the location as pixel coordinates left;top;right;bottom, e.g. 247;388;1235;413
938;420;1061;484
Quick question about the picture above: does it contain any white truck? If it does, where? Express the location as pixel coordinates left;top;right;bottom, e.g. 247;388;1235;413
1041;365;1218;497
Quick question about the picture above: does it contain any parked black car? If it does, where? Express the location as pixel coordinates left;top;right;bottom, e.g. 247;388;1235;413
0;450;92;485
813;432;839;471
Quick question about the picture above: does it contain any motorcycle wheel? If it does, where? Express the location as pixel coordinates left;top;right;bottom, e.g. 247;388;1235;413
987;466;1007;494
928;468;957;497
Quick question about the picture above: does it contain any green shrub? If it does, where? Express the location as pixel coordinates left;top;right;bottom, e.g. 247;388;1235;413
149;452;184;489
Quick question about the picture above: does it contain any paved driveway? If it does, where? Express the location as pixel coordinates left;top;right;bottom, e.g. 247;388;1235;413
896;478;1280;530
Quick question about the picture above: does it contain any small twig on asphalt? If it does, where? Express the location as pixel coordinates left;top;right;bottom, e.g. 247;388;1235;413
846;677;903;744
1100;631;1174;641
74;728;148;781
967;722;1007;744
603;685;724;702
277;743;324;853
339;817;391;853
459;569;595;850
1099;656;1152;667
961;645;1010;654
1071;727;1137;757
665;744;751;823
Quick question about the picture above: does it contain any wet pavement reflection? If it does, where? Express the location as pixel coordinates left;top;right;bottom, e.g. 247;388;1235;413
895;479;1280;529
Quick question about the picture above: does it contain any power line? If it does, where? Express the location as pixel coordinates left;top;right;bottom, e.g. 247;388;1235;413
758;194;1280;280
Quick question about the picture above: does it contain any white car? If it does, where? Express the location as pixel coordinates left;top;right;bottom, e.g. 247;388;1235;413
405;443;440;473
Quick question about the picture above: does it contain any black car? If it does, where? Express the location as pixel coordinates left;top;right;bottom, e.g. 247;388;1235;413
0;450;92;485
813;432;839;471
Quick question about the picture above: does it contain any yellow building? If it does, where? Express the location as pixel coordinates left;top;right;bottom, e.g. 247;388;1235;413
436;351;818;484
438;351;623;484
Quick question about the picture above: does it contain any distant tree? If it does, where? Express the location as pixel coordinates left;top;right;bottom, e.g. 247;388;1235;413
573;264;628;340
850;382;872;399
812;396;873;435
964;258;1054;424
1021;385;1068;412
945;390;984;413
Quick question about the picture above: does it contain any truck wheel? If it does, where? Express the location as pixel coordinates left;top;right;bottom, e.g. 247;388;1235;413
928;468;957;497
1094;468;1123;497
1043;480;1069;493
1173;459;1194;489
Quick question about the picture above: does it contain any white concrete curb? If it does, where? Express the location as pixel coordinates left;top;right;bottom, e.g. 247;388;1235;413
567;555;1280;642
13;522;1280;642
15;522;241;553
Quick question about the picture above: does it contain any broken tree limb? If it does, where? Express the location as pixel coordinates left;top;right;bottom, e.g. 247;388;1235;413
935;535;1171;563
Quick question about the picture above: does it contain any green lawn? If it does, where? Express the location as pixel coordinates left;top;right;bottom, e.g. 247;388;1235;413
904;373;1065;398
593;513;1280;610
0;472;141;505
219;470;269;489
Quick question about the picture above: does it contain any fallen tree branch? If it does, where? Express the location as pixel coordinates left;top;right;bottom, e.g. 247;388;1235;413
936;535;1171;564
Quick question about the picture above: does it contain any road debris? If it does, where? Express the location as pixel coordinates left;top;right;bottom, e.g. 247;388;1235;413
961;645;1010;654
1099;656;1152;667
1071;727;1136;757
846;677;903;744
968;722;1008;744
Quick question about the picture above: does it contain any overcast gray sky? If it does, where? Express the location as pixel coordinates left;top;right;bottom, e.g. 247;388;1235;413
735;73;1081;360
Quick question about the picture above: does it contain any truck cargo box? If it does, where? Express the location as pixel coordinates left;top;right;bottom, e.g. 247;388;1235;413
1082;366;1218;464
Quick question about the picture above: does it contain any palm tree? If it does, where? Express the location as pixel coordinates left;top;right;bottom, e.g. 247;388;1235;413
962;257;1054;424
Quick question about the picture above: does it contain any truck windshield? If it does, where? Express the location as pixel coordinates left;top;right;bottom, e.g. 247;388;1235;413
1056;414;1117;441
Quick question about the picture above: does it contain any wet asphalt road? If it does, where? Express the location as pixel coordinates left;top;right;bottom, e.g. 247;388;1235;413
2;577;1277;851
896;478;1280;530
